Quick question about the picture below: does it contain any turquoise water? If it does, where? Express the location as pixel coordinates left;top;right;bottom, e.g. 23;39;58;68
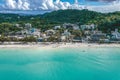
0;47;120;80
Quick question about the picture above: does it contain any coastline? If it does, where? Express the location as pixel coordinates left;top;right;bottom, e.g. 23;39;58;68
0;43;120;49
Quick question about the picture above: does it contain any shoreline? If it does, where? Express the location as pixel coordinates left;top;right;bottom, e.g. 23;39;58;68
0;43;120;49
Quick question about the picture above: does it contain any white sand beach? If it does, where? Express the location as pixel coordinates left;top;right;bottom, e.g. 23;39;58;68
0;43;120;49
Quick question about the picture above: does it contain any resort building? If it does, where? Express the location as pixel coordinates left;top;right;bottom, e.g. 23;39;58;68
54;26;61;30
7;35;25;39
61;30;71;42
72;37;81;42
30;28;41;38
111;29;120;40
15;24;20;27
90;31;107;42
63;23;80;30
81;24;96;30
25;23;32;29
45;29;56;36
2;21;120;43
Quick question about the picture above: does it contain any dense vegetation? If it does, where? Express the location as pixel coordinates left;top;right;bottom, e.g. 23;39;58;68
42;9;102;24
0;9;120;33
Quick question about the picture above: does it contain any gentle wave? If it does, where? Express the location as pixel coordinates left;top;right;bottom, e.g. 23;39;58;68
0;47;120;80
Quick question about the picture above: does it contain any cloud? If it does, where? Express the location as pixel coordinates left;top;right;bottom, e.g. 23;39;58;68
3;0;30;10
2;0;70;10
87;2;120;13
0;0;120;13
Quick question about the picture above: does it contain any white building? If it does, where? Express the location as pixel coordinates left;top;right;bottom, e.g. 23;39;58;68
25;23;32;29
21;28;41;38
31;28;41;38
45;29;56;36
90;31;106;41
7;35;25;39
15;24;20;27
111;29;120;40
61;30;71;42
63;23;80;30
81;24;96;30
54;26;61;30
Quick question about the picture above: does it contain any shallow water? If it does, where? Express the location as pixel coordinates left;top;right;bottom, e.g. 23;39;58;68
0;47;120;80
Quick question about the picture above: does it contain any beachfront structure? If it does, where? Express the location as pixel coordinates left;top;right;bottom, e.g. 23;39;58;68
63;23;80;30
37;37;44;42
111;29;120;40
86;36;91;41
73;24;80;30
45;29;56;36
81;24;96;30
54;26;61;30
7;28;41;39
90;31;106;42
61;36;66;42
25;23;32;29
72;37;81;42
39;33;50;41
7;35;25;39
21;29;29;35
14;24;23;29
7;31;25;39
41;33;47;38
15;24;20;27
2;21;120;43
21;28;40;36
61;30;71;42
30;28;41;38
63;23;72;29
84;30;91;35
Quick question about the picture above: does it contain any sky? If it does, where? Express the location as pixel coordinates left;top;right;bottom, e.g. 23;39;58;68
0;0;120;13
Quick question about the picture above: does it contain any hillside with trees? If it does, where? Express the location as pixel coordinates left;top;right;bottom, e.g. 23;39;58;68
0;9;120;33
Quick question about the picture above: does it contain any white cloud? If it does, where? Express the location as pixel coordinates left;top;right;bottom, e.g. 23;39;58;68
0;0;120;13
4;0;30;10
5;0;16;9
87;2;120;13
2;0;70;10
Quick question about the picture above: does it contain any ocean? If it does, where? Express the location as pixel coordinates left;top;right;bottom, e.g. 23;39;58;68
0;47;120;80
